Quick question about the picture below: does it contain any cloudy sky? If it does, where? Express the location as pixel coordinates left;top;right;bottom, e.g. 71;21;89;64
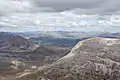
0;0;120;32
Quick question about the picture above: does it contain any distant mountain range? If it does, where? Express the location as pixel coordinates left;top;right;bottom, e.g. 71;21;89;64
99;33;120;38
29;36;80;46
0;31;120;46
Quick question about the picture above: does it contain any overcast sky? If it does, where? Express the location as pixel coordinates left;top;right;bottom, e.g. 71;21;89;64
0;0;120;32
31;0;120;14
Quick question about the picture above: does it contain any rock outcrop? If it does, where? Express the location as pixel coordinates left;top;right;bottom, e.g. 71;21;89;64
16;37;120;80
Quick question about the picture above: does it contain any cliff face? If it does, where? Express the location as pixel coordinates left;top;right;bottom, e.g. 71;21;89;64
16;37;120;80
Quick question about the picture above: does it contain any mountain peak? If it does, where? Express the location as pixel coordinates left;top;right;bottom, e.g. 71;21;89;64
0;35;39;52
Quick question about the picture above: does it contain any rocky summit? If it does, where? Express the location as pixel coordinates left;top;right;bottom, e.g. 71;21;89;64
16;37;120;80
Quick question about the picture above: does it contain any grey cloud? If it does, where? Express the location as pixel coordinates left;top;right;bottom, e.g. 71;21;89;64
0;0;120;15
31;0;105;11
30;0;120;14
0;0;56;17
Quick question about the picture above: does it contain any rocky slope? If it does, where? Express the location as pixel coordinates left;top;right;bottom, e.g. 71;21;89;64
0;35;39;52
0;35;71;80
16;37;120;80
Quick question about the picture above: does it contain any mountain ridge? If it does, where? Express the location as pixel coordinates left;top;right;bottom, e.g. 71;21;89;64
0;35;39;52
15;37;120;80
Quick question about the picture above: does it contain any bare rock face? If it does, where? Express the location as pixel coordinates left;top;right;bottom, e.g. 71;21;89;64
0;35;39;52
16;37;120;80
